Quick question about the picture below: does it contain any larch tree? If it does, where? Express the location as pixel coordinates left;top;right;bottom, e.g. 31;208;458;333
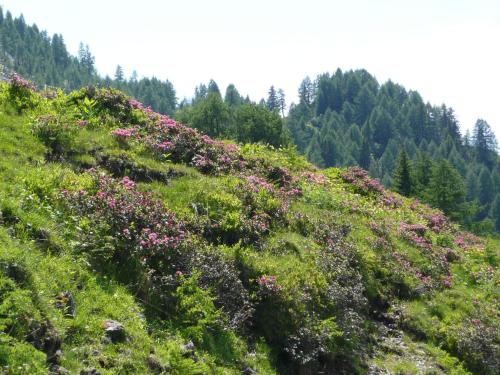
393;149;412;196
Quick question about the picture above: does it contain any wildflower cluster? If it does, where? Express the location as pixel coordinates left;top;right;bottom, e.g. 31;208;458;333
9;73;37;92
453;232;484;250
379;193;402;208
341;167;384;195
245;175;274;192
7;73;38;113
111;127;136;138
135;114;242;174
424;213;448;232
392;252;432;286
398;222;432;250
256;275;281;294
62;173;189;283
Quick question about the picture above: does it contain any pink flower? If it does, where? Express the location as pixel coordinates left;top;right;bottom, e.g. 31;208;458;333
121;176;135;189
111;128;135;138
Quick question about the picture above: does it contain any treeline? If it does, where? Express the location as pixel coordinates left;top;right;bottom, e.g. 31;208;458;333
287;69;500;232
0;7;176;114
175;81;289;147
1;7;499;232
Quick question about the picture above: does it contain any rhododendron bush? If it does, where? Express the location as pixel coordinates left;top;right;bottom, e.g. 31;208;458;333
62;172;190;302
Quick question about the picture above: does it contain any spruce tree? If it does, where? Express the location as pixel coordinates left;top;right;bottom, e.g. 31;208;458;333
267;86;278;112
114;65;124;82
393;149;412;196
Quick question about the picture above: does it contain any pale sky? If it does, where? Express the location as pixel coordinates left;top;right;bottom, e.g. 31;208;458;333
2;0;499;135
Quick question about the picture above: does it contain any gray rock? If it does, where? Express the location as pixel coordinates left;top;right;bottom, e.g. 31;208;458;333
242;367;258;375
181;340;195;352
102;320;125;343
80;368;102;375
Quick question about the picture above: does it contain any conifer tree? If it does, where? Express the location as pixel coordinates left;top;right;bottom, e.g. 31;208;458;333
224;84;242;107
426;159;465;220
306;133;325;167
207;79;221;97
114;65;124;82
358;136;371;170
267;85;278;112
393;149;412;196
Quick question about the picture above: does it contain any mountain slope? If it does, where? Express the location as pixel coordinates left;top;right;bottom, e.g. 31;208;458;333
0;77;498;374
288;70;500;231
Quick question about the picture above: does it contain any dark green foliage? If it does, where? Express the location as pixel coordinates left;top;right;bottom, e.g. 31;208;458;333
179;92;229;137
267;85;278;112
233;103;284;147
287;69;500;232
358;136;371;169
472;119;497;168
491;194;500;231
425;159;465;220
224;84;242;107
393;150;412;196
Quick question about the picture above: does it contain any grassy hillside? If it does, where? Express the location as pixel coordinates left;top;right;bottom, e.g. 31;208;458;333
0;77;498;374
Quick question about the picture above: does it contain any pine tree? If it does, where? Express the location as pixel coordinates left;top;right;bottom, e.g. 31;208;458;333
130;70;138;82
393;150;412;196
298;76;314;105
114;65;124;82
267;85;278;112
472;119;498;167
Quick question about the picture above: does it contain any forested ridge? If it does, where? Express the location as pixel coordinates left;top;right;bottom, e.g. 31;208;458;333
1;6;499;234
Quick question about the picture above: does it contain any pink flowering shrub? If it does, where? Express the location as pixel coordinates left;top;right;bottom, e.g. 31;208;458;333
111;128;135;138
453;232;484;250
7;73;38;113
137;114;242;174
76;120;88;128
256;275;281;294
425;213;448;232
245;175;274;192
62;173;189;299
398;223;432;250
379;193;402;208
341;167;384;195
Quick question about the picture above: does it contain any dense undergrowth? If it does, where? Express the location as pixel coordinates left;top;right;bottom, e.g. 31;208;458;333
0;76;498;374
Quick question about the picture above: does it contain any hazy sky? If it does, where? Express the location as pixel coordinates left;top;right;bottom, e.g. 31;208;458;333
2;0;499;134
